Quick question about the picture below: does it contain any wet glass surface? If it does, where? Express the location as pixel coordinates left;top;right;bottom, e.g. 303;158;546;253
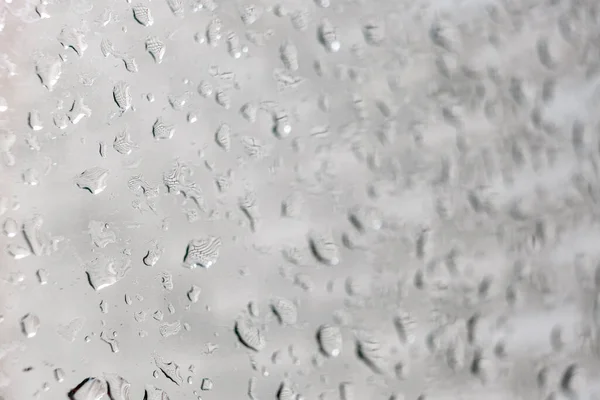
1;0;600;399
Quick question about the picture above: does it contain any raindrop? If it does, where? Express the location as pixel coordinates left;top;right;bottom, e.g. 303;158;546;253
227;32;242;59
235;317;266;351
318;18;340;52
165;0;184;17
200;378;213;391
159;321;182;338
215;89;231;109
85;256;131;291
270;297;298;325
68;96;92;124
317;324;342;357
308;231;340;266
132;4;153;26
198;80;213;98
57;27;88;56
280;40;299;71
339;382;354;400
35;56;62;91
54;368;65;383
146;36;166;63
215;123;232;151
188;285;201;302
21;313;40;338
113;81;132;112
28;110;43;131
363;20;385;45
153;118;175;140
2;217;18;237
144;385;170;400
100;38;116;58
36;269;48;285
68;377;107;400
206;18;223;46
183;236;222;269
143;242;164;266
154;354;183;385
113;129;137;155
240;103;257;122
121;55;139;73
75;167;109;194
103;373;131;400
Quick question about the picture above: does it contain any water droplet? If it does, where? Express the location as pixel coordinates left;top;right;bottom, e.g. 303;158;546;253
28;110;43;131
235;317;266;351
317;324;342;357
227;32;242;59
58;27;88;56
161;272;173;291
183;236;222;269
215;89;231;109
85;256;131;291
215;123;232;151
240;4;262;25
240;102;257;122
54;368;65;383
2;217;18;237
75;167;109;194
146;36;166;63
22;168;40;186
339;382;354;400
280;41;298;71
159;321;182;337
21;313;40;338
68;378;107;400
103;373;131;400
166;0;184;17
113;81;132;112
308;231;340;266
153;118;175;140
132;3;153;26
121;55;139;73
154;354;183;385
68;95;92;124
274;116;292;138
100;330;120;353
201;378;213;391
277;379;296;400
197;80;213;98
363;20;385;46
206;18;223;47
144;385;170;400
143;242;164;266
318;18;340;52
36;269;48;285
270;297;298;325
187;112;198;123
188;285;201;302
100;38;116;58
281;192;303;218
355;330;385;374
290;10;309;31
168;93;188;110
